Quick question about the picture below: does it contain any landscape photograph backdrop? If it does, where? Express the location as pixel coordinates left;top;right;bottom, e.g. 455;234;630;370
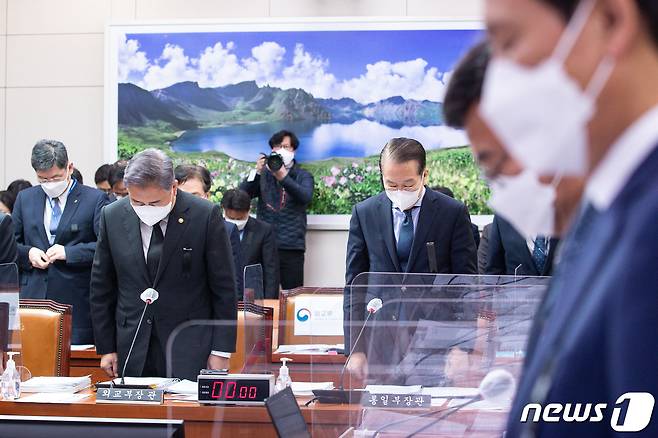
115;26;489;214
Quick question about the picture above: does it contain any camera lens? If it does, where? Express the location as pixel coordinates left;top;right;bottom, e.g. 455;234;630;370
267;153;284;172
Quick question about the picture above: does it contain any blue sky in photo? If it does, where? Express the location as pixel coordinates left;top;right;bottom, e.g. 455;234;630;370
127;29;482;81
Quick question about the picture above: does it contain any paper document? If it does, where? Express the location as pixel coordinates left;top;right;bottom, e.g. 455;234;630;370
290;381;334;396
22;376;91;394
166;379;197;395
275;344;343;354
365;385;422;395
70;344;95;351
16;392;91;403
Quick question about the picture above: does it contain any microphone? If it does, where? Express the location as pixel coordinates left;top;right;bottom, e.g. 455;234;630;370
116;288;159;387
372;368;516;437
310;298;382;404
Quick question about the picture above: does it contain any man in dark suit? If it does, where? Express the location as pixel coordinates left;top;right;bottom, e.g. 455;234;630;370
0;213;16;264
344;138;477;380
174;164;243;298
221;189;279;299
90;149;237;381
486;215;559;276
467;1;658;435
12;140;108;344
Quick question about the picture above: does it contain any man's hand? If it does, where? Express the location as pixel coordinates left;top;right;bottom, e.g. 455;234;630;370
46;244;66;262
346;352;368;381
444;347;469;385
28;247;50;269
256;155;267;175
100;353;119;378
207;355;230;371
269;165;289;181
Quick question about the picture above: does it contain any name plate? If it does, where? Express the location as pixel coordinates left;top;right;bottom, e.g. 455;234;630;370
362;393;431;409
96;388;164;404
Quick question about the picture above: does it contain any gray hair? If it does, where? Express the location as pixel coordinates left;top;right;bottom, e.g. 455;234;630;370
31;139;69;171
124;148;174;190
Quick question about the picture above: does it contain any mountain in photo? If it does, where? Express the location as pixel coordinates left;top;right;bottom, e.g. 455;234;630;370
118;81;443;129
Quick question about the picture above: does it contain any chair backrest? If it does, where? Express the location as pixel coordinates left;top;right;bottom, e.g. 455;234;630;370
18;299;72;377
279;287;344;347
229;302;274;374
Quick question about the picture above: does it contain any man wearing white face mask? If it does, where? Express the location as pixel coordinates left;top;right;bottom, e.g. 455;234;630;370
12;139;109;344
482;0;658;436
344;138;478;381
221;189;280;299
90;149;237;381
174;164;244;300
240;130;314;291
443;41;585;276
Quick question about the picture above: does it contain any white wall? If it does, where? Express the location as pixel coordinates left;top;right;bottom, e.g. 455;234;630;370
0;0;484;287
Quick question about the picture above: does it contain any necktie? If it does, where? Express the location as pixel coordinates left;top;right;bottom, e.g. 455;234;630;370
397;209;415;272
532;236;548;273
147;223;164;283
49;198;62;245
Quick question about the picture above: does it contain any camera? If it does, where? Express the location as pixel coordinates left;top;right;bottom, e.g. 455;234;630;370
264;152;284;172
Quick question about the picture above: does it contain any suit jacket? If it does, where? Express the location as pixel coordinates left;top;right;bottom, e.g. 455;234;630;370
240;217;279;299
12;183;108;344
344;189;478;357
506;145;658;437
0;213;17;264
485;215;559;276
90;191;237;380
224;222;244;299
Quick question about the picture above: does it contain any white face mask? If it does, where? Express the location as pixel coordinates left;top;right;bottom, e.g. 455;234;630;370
131;191;174;226
225;217;248;231
277;149;295;167
386;183;424;212
41;178;70;199
488;170;557;238
480;0;615;176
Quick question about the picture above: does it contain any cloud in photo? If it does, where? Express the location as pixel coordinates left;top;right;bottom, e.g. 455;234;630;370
118;35;452;104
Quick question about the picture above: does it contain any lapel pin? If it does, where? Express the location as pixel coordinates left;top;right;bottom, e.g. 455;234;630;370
178;217;184;224
74;199;78;203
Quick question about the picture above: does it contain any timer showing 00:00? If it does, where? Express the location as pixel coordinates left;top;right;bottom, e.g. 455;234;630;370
211;381;259;400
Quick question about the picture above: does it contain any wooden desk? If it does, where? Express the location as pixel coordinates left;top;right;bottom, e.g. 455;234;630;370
69;348;107;384
0;390;508;437
0;390;361;438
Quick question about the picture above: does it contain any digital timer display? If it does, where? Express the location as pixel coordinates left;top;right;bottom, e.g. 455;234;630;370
198;374;274;405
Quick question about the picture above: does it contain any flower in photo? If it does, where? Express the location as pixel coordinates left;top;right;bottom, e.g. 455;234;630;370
331;166;341;176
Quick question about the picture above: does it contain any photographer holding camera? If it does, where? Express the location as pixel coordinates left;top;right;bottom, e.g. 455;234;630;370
240;130;314;290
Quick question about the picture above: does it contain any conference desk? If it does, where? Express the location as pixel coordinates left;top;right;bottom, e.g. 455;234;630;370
0;389;507;437
71;348;346;387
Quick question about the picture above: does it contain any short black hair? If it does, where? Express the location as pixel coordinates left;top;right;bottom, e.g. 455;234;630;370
7;179;32;197
94;164;112;184
174;164;212;193
540;0;658;47
443;41;490;129
379;138;427;175
269;130;300;150
221;189;252;212
108;162;127;188
0;190;16;213
432;186;455;198
71;168;83;185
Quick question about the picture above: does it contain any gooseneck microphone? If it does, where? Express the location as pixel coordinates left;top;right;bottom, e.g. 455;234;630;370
339;298;383;389
373;368;516;437
118;288;159;386
309;298;383;404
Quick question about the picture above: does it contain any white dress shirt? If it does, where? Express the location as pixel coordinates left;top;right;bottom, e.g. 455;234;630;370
139;216;230;359
585;104;658;211
44;179;73;244
392;187;426;244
